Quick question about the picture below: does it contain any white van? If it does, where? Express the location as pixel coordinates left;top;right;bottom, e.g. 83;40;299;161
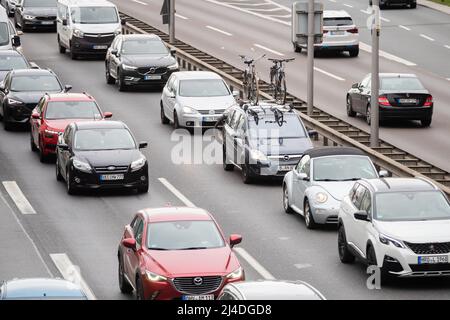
56;0;124;59
0;7;22;51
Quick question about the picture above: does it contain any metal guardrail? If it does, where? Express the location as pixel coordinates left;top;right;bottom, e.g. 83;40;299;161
120;14;450;197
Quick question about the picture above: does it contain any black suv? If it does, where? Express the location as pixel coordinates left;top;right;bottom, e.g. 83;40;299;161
221;102;316;183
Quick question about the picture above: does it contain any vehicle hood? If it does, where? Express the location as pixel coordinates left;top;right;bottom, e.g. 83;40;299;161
122;54;176;68
72;23;120;34
251;137;313;156
177;95;235;111
45;119;96;132
374;220;450;243
146;247;239;277
75;149;142;167
312;181;356;201
9;91;49;104
23;7;57;16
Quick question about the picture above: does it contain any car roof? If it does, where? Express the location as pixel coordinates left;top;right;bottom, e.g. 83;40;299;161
323;10;351;18
10;69;55;77
59;0;116;8
303;147;367;159
1;278;87;299
122;34;161;41
46;93;95;102
226;280;324;300
0;50;24;57
379;73;418;78
0;9;8;20
74;120;126;130
140;207;213;223
362;178;438;193
173;71;223;80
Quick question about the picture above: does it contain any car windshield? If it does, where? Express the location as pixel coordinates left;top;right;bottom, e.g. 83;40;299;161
0;56;28;70
375;191;450;221
313;156;377;181
0;23;10;46
71;7;118;24
11;75;61;92
324;17;353;26
74;128;136;151
45;101;102;120
121;39;168;55
380;77;425;90
23;0;57;7
147;220;225;250
179;79;230;97
248;115;306;139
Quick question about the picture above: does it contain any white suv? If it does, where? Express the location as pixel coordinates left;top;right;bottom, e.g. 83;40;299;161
338;177;450;284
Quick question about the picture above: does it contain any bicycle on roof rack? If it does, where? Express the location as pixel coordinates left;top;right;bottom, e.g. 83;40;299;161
239;54;265;105
268;57;295;105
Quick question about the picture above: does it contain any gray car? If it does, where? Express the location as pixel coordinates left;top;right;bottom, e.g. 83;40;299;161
283;147;386;229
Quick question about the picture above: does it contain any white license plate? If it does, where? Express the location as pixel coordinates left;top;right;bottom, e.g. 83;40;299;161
330;31;345;36
279;165;295;172
145;75;162;80
41;21;54;25
398;99;417;104
93;45;108;50
418;255;448;264
182;295;214;300
203;116;217;122
100;174;124;181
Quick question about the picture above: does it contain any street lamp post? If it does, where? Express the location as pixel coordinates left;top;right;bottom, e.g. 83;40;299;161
370;0;380;148
307;0;314;116
169;0;176;44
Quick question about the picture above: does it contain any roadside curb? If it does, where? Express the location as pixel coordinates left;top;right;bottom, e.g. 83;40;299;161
418;0;450;15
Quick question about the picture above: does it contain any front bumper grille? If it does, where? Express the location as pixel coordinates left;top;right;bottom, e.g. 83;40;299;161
94;166;129;174
405;242;450;255
36;16;56;21
198;109;225;115
172;276;222;295
137;67;168;75
410;264;450;273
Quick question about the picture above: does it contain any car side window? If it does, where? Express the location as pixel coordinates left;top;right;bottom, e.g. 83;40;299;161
297;155;310;176
361;76;371;89
134;219;144;247
359;190;372;214
349;183;358;200
236;114;246;135
352;185;366;209
230;111;241;130
226;110;235;126
36;98;45;114
64;126;73;147
173;79;179;95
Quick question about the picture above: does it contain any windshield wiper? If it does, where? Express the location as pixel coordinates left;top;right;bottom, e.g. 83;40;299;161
148;247;169;250
341;178;361;181
315;179;341;182
178;247;208;250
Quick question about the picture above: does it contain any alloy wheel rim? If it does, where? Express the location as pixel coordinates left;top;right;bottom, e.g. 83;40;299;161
338;229;345;257
305;203;310;225
283;188;289;210
367;107;371;124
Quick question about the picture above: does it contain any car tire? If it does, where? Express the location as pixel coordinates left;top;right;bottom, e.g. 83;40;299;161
222;145;234;171
420;118;432;128
56;158;63;181
410;3;417;9
118;255;133;294
367;245;391;285
366;105;371;125
3;119;11;131
294;44;302;53
30;132;37;152
241;164;253;184
117;70;127;92
66;169;76;195
283;185;294;214
137;184;149;194
346;95;356;117
39;139;48;163
58;37;66;54
135;275;145;300
304;199;317;229
338;225;355;263
349;47;359;57
105;64;115;84
173;111;180;129
160;103;169;124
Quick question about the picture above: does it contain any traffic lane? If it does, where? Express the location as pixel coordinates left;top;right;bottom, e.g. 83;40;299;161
115;0;450;172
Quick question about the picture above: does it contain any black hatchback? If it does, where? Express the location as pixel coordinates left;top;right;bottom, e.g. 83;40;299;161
56;120;149;194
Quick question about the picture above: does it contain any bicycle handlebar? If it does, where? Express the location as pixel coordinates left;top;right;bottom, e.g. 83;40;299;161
268;57;295;63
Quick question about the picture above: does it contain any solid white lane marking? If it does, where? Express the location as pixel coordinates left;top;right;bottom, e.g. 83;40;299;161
206;25;233;36
343;4;353;8
445;45;450;50
380;17;390;22
399;25;411;31
234;247;276;280
50;253;97;300
329;0;336;2
420;34;435;42
0;191;53;277
132;0;148;5
360;9;371;14
2;181;36;215
359;42;417;66
314;67;345;81
158;178;196;207
175;13;189;20
254;43;284;56
294;263;312;269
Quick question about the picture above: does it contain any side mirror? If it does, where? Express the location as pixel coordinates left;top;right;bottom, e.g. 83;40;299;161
297;172;309;181
229;234;242;248
17;31;24;36
232;90;240;98
121;19;127;26
354;210;369;221
139;141;148;149
57;143;69;151
62;19;68;26
111;49;119;56
11;35;21;47
103;112;113;119
170;49;177;56
379;170;388;178
64;85;73;93
307;129;318;139
122;238;136;250
351;83;360;89
29;62;40;69
0;82;5;91
31;112;40;120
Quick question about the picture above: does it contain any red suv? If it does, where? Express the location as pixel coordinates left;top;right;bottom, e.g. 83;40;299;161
117;207;244;300
30;93;112;162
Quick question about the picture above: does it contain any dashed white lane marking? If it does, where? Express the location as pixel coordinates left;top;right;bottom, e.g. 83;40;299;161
206;25;233;36
294;263;312;269
445;45;450;50
359;42;417;66
254;43;284;56
343;4;353;8
175;13;189;20
50;253;97;300
314;67;346;81
158;178;196;207
2;181;36;215
131;0;148;5
0;190;53;277
399;25;411;31
420;34;435;42
234;247;276;280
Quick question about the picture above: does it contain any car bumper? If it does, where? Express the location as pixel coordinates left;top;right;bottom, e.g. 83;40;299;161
381;0;415;5
5;104;36;123
247;159;300;178
179;112;224;128
122;68;177;86
309;198;340;224
379;105;433;120
23;19;57;29
41;134;60;155
71;36;114;54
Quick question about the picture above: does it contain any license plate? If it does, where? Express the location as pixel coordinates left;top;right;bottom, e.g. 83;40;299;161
398;98;417;104
100;174;124;181
279;165;295;172
330;31;345;36
182;295;214;300
418;255;448;264
145;75;162;80
203;116;217;122
41;21;54;25
93;45;108;50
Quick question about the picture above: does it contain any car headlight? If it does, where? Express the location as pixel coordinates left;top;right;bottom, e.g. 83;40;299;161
122;64;137;71
379;234;405;248
145;271;167;282
73;29;84;38
182;106;199;114
72;159;91;173
168;61;179;70
114;28;122;36
130;156;146;172
24;15;35;20
315;192;328;204
44;129;59;137
7;98;24;106
226;267;243;280
250;149;268;162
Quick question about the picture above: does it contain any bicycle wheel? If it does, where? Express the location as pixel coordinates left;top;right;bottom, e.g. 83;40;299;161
242;71;250;101
250;75;259;105
279;77;287;105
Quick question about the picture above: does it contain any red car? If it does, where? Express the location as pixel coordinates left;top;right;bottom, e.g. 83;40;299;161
30;93;112;162
117;207;244;300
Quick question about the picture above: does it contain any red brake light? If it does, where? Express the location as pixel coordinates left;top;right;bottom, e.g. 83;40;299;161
378;96;391;106
347;28;358;34
424;95;433;107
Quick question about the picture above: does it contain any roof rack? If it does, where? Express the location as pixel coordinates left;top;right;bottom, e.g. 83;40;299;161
239;101;295;127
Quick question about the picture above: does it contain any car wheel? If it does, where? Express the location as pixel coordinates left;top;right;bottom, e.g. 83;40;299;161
338;225;355;263
367;245;391;285
105;64;115;84
118;70;127;92
30;132;37;152
3;118;11;131
66;169;76;195
241;164;253;184
366;105;371;125
173;111;180;129
304;199;317;229
349;47;359;57
160;103;169;124
410;3;417;9
222;145;234;171
39;138;48;163
135;276;145;300
346;95;356;117
58;36;66;54
294;44;302;53
70;43;78;60
56;158;63;181
137;184;149;194
420;118;432;127
118;255;133;294
283;185;294;214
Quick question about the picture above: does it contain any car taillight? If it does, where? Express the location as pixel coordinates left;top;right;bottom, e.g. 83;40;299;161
347;28;358;34
424;95;433;107
323;30;329;34
378;96;391;106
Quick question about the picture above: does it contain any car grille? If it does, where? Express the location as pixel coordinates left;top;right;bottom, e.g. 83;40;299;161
36;16;56;21
84;33;115;44
172;276;222;295
405;242;450;255
410;264;450;273
137;67;168;75
198;109;225;115
94;166;129;174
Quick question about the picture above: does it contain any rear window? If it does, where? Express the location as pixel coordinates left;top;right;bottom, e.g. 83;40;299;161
380;77;425;91
324;17;353;26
